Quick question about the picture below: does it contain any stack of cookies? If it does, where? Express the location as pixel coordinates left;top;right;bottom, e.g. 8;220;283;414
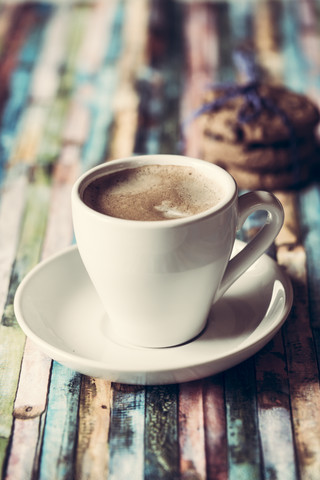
199;83;320;190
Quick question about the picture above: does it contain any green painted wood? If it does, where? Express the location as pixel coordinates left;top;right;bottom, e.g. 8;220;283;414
5;146;80;479
0;164;29;312
57;3;91;96
0;165;51;477
36;5;91;167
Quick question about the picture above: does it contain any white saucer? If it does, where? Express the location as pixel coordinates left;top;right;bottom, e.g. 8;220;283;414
14;240;293;385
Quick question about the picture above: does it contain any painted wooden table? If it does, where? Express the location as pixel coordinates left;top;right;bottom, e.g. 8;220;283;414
1;1;320;479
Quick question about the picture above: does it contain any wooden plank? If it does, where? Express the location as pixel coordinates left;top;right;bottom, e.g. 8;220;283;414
233;189;297;480
203;374;228;480
145;385;180;480
179;380;206;479
225;359;262;480
10;104;49;166
0;326;26;476
0;5;52;182
276;191;320;479
5;341;51;480
108;384;145;480
272;6;320;473
0;6;19;60
76;0;120;77
57;3;91;96
253;0;285;81
0;24;40;464
36;5;91;167
281;0;308;92
5;417;41;480
180;2;220;158
81;0;125;169
280;244;320;479
237;190;298;480
38;363;81;480
30;5;71;103
74;5;150;474
9;6;72;166
297;0;320;90
110;0;149;159
5;145;80;479
75;377;112;480
255;331;297;480
3;4;84;461
181;5;262;478
16;4;53;67
0;166;51;475
0;165;28;314
252;3;300;477
299;187;320;331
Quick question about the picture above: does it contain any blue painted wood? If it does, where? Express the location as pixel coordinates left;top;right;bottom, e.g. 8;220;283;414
82;1;125;170
108;384;145;480
299;185;320;331
134;0;183;156
17;4;53;66
281;0;309;92
38;362;81;480
225;359;263;480
0;5;52;184
255;332;297;480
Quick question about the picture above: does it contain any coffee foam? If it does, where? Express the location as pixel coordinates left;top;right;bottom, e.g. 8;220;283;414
83;164;223;221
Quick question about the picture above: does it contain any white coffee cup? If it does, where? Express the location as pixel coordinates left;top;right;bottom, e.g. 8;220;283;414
71;154;284;348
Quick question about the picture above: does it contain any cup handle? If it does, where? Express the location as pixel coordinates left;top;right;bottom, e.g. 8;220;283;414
216;190;284;301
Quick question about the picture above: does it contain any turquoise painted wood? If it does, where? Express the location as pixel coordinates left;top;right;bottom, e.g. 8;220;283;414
299;186;320;365
225;359;262;480
38;363;81;480
82;1;125;170
108;385;145;480
0;5;52;182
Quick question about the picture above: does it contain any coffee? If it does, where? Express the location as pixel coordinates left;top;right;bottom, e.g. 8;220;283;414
82;164;223;221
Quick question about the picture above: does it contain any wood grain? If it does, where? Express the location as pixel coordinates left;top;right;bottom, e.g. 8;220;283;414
203;375;228;480
0;2;319;479
145;385;179;480
179;380;206;480
76;377;112;480
108;384;145;480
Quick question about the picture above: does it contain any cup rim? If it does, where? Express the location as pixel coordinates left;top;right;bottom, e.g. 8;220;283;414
72;154;238;227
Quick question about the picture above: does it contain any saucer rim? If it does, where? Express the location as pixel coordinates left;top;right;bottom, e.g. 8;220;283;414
14;241;293;382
